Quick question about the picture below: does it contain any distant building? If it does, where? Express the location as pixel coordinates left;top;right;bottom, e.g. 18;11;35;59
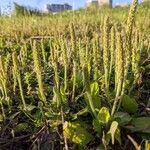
87;0;98;6
98;0;112;7
87;0;112;7
46;3;72;13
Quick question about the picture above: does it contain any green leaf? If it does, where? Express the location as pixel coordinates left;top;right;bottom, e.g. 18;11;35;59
93;119;101;134
0;114;3;122
98;107;110;124
121;95;138;114
114;112;132;126
127;117;150;133
107;121;120;145
14;123;29;133
9;112;20;120
90;82;101;109
114;127;121;144
96;145;105;150
60;86;68;105
72;107;89;120
90;81;99;95
26;105;36;112
76;71;83;87
33;110;43;127
145;141;150;150
141;133;150;141
52;87;61;108
63;121;93;147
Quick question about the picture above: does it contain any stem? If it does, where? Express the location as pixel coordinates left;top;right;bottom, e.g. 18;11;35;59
61;107;68;150
71;61;77;102
111;79;122;116
18;76;27;110
64;65;68;92
86;90;97;119
0;100;6;121
41;39;46;64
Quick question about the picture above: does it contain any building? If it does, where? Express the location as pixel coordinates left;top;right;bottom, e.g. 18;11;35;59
87;0;112;7
87;0;98;6
98;0;112;7
46;3;72;13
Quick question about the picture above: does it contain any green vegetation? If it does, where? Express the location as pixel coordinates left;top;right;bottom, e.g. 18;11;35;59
0;0;150;149
14;2;41;16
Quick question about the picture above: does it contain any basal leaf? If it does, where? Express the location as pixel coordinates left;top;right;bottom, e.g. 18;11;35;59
14;123;29;133
96;145;105;150
72;107;89;120
107;121;120;145
145;141;150;150
0;114;3;122
52;87;61;108
90;81;99;96
128;117;150;133
60;86;68;105
122;95;138;114
26;105;36;112
90;82;101;109
63;121;93;147
114;112;132;126
98;107;110;124
93;119;101;134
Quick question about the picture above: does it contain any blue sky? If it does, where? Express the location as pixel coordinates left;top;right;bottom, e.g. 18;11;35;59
0;0;142;10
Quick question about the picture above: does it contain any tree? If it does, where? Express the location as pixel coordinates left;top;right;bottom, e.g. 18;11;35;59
14;2;41;16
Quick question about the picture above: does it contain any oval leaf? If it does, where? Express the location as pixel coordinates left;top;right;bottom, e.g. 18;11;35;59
90;81;99;96
129;117;150;133
63;121;93;147
114;112;132;126
98;107;110;124
107;121;120;145
122;95;138;114
93;119;101;134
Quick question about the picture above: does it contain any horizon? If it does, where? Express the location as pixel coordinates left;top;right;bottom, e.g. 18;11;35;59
0;0;142;14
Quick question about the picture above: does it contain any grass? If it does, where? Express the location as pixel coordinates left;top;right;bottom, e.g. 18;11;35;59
0;1;150;150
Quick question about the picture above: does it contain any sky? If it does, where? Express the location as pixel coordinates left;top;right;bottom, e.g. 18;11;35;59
0;0;142;11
